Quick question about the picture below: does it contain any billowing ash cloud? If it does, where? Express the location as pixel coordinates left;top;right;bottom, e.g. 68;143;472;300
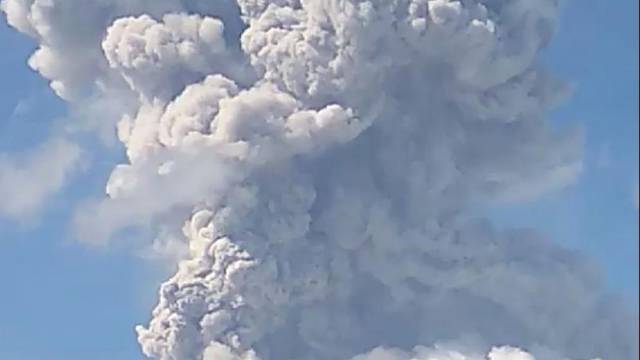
2;0;637;360
351;343;564;360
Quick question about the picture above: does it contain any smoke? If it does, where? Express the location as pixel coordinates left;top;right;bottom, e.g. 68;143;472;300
351;343;573;360
2;0;637;360
0;137;83;220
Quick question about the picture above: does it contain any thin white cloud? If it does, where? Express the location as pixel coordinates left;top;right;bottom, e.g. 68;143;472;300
8;97;32;121
0;137;83;220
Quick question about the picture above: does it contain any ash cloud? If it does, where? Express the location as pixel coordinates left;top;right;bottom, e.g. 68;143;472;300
2;1;637;360
0;137;83;220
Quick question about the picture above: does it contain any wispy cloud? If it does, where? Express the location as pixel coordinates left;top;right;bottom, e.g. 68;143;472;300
0;137;83;221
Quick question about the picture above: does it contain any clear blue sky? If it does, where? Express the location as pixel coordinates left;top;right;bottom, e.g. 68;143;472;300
0;1;637;359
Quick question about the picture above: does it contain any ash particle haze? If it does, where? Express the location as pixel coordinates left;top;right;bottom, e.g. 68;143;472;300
1;0;637;359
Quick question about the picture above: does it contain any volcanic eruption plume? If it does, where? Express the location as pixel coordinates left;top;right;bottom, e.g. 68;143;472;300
2;0;637;359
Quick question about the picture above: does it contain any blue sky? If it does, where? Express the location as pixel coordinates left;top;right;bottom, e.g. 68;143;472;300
491;0;639;300
0;1;637;359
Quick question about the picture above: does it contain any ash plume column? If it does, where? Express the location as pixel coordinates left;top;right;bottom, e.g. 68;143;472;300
1;1;638;360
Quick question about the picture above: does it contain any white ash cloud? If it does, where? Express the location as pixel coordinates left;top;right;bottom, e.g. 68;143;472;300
0;0;244;99
0;137;83;220
351;343;594;360
2;0;637;360
102;13;253;101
